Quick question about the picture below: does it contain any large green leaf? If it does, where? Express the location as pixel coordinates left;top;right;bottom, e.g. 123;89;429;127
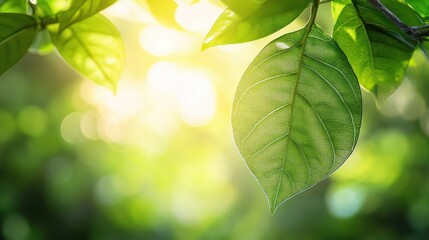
51;14;125;91
57;0;117;32
0;0;27;13
0;13;37;76
405;0;429;17
232;25;362;213
332;0;423;102
202;0;311;50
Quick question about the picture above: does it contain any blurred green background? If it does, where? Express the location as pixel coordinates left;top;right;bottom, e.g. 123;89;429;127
1;0;429;239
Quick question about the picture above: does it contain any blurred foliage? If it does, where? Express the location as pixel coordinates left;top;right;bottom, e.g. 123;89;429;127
0;0;429;239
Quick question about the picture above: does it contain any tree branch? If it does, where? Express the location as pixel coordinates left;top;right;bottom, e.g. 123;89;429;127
369;0;429;41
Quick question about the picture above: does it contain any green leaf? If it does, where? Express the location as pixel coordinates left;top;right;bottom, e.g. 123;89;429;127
405;0;429;17
0;13;37;76
220;0;268;13
332;0;423;102
57;0;117;32
51;14;125;91
202;0;311;50
0;0;28;13
232;25;362;213
36;0;70;16
145;0;182;29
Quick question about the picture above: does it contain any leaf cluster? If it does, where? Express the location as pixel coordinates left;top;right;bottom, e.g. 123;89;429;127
202;0;429;213
0;0;122;90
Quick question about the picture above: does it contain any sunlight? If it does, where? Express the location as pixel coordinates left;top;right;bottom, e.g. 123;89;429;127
147;61;216;126
175;0;223;33
104;0;153;24
139;25;196;56
176;70;216;126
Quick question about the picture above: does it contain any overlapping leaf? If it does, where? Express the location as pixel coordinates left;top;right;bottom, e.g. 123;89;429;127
0;13;37;75
51;14;125;91
232;25;362;213
332;0;424;101
202;0;311;50
57;0;117;32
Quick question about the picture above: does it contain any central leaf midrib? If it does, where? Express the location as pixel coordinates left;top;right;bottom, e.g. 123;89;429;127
272;25;314;207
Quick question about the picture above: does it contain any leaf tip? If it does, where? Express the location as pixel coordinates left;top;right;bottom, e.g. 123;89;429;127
269;204;278;215
201;39;214;51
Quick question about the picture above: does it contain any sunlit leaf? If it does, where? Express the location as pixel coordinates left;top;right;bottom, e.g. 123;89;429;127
332;0;423;102
0;13;37;76
405;0;429;17
57;0;117;32
220;0;268;14
0;0;28;13
232;25;362;213
51;14;125;91
146;0;182;29
202;0;311;50
331;0;347;19
36;0;70;16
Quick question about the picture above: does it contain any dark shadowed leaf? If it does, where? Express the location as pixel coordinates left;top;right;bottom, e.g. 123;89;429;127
0;13;37;76
51;14;125;91
202;0;311;50
232;25;362;213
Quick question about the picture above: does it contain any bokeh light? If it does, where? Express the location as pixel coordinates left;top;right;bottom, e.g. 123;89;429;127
1;0;429;239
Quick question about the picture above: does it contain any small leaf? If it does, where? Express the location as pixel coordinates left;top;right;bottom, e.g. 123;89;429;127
0;0;28;13
57;0;117;32
202;0;311;50
332;0;423;102
0;13;37;76
232;25;362;213
145;0;182;29
51;14;125;91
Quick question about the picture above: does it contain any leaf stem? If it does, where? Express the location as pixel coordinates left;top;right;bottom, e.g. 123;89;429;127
308;0;320;27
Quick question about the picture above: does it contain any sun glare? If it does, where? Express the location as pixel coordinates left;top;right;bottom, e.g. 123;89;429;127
175;0;223;33
139;25;197;56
